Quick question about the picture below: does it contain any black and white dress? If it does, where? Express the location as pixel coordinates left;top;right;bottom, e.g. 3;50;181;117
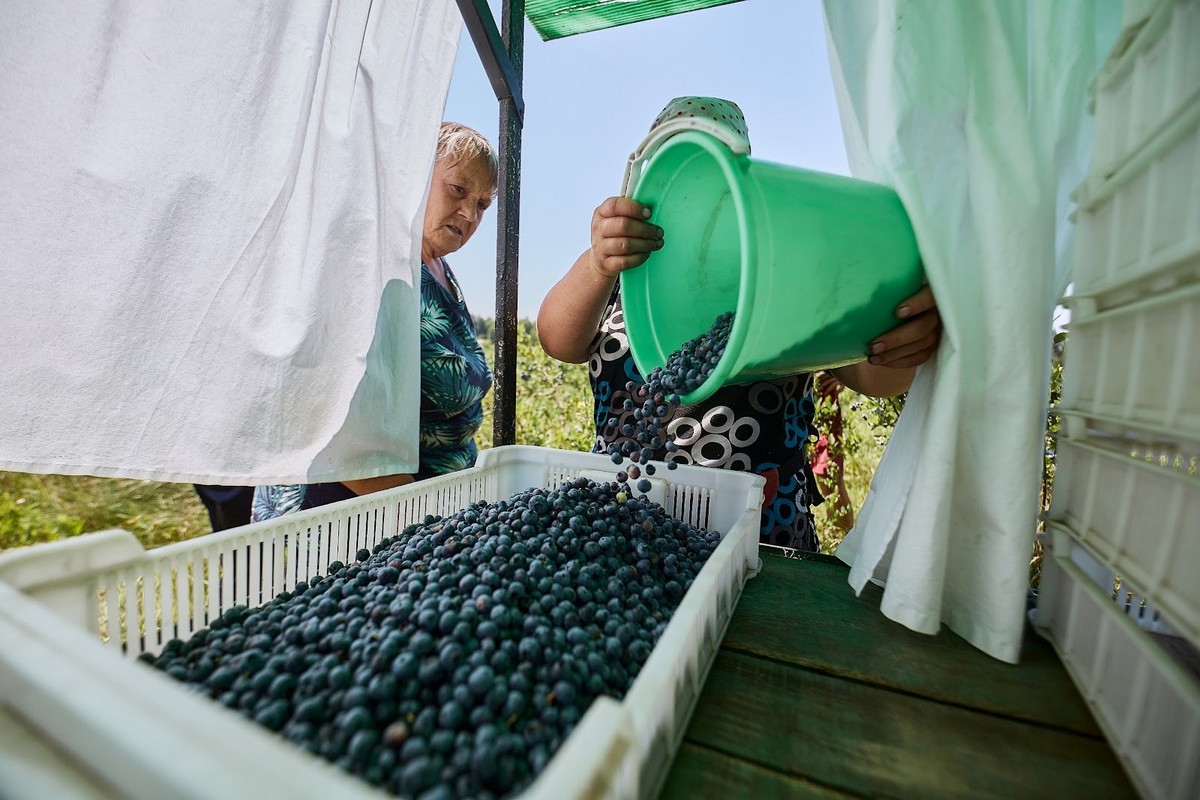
587;290;821;551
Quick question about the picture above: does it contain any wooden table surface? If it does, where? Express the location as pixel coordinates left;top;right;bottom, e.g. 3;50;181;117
657;552;1137;799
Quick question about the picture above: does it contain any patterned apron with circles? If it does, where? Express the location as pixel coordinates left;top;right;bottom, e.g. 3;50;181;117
587;290;821;551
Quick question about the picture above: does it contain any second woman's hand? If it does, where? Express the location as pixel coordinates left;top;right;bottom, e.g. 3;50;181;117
831;285;942;397
867;285;942;369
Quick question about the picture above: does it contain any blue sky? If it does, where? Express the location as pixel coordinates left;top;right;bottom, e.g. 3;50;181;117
441;0;849;319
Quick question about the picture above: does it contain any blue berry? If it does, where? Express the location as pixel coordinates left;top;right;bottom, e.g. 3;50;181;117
146;475;720;798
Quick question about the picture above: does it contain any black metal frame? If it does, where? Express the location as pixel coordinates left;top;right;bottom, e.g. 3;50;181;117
454;0;524;447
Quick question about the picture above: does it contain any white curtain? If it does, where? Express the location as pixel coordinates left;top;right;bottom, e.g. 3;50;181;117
823;0;1121;662
0;0;461;485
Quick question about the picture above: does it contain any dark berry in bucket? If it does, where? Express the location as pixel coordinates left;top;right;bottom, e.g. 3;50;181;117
145;477;717;798
606;311;733;481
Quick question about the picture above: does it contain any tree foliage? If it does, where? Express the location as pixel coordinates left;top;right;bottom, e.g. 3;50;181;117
1030;330;1067;587
474;321;594;453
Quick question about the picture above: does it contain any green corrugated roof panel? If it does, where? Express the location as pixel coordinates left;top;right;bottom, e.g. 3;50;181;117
527;0;744;41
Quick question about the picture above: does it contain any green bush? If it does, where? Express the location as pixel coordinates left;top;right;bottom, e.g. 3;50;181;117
0;490;85;548
810;389;893;553
475;323;595;453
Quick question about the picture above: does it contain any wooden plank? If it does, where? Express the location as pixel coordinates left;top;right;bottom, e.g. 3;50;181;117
724;554;1102;735
659;742;858;800
683;650;1137;800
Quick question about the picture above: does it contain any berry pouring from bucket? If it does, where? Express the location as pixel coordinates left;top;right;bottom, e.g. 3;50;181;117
603;310;734;482
620;129;924;406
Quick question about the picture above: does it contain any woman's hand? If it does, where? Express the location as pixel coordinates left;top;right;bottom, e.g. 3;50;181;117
866;285;942;369
831;285;942;397
586;197;665;279
537;197;663;363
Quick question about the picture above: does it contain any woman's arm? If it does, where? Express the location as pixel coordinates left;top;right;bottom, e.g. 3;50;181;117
537;197;664;363
830;285;942;397
341;474;416;495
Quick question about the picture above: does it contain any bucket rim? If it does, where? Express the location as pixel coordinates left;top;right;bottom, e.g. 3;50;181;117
624;129;755;405
620;116;751;198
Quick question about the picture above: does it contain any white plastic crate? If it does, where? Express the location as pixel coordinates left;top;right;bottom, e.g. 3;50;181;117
1048;8;1200;790
1049;437;1200;647
1090;0;1200;180
0;445;765;800
1035;528;1200;800
1070;105;1200;301
1059;287;1200;441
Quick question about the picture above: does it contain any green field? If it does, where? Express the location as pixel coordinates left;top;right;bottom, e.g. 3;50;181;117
0;324;887;555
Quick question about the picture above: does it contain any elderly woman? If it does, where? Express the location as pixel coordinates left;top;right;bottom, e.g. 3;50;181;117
253;122;497;520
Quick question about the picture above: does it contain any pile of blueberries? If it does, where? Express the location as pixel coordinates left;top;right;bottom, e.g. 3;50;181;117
606;310;734;486
145;478;721;799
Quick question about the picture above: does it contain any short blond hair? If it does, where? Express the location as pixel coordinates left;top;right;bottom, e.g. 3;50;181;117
436;121;499;195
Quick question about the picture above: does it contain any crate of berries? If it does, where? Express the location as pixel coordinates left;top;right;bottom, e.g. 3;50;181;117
0;445;764;799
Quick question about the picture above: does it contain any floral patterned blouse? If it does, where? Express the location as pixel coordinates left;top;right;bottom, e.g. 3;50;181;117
252;261;491;521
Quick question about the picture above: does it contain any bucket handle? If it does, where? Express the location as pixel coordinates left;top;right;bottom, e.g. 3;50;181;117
620;119;751;198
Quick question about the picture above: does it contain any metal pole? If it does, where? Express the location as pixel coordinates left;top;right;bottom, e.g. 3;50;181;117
454;0;524;121
452;0;524;447
491;0;524;447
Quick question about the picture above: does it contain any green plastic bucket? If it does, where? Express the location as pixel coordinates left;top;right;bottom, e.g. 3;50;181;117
622;130;924;403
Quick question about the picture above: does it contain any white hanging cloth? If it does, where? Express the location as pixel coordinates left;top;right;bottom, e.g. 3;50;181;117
0;0;462;485
822;0;1120;662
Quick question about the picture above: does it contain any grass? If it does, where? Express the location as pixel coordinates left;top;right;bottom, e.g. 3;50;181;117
0;472;210;552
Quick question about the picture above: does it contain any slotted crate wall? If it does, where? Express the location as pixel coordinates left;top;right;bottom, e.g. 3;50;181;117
1037;2;1200;798
1051;438;1199;645
1038;532;1200;800
1090;0;1200;178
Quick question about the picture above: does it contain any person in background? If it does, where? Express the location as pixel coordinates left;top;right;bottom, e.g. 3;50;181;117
252;122;497;522
810;372;855;536
536;97;941;553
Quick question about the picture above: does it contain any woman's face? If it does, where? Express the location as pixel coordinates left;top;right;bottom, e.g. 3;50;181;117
422;155;494;262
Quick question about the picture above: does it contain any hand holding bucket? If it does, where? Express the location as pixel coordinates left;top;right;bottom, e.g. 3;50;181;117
619;100;925;405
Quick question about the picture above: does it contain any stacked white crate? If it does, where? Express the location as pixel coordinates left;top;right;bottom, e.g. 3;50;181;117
1035;1;1200;798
